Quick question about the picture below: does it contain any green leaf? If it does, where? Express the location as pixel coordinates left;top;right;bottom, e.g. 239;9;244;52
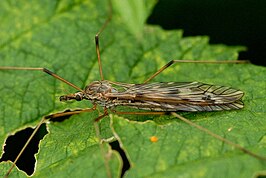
0;0;265;178
112;0;157;38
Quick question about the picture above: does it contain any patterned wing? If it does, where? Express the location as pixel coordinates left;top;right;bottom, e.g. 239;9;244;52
106;82;244;111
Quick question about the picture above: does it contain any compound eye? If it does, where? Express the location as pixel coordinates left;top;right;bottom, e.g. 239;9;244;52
59;96;67;101
75;94;82;101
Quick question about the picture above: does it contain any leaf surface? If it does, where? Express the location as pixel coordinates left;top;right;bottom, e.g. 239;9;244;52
0;0;265;177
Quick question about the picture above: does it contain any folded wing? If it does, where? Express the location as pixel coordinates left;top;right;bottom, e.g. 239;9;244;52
106;82;244;111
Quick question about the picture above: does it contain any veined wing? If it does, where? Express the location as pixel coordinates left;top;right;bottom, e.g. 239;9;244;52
106;82;244;111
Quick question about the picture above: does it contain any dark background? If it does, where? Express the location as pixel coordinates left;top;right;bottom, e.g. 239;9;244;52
147;0;266;66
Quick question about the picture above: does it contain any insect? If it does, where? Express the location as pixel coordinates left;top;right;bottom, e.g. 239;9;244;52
0;0;265;177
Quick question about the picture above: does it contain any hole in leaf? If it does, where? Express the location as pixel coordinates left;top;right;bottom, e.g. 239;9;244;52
0;123;48;176
110;140;130;177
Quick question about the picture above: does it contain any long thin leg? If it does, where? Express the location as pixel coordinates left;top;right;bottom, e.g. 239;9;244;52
46;105;97;119
0;67;83;92
4;106;97;178
4;117;46;178
91;109;164;178
93;109;112;178
95;0;113;81
111;110;167;115
62;7;114;177
62;5;114;176
143;59;249;83
171;112;266;160
94;108;109;122
111;109;266;160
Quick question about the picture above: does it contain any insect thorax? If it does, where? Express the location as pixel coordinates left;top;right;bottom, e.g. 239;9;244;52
59;81;118;105
84;81;118;104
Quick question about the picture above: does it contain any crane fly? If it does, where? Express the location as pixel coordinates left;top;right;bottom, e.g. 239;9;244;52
60;80;244;112
0;0;265;177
